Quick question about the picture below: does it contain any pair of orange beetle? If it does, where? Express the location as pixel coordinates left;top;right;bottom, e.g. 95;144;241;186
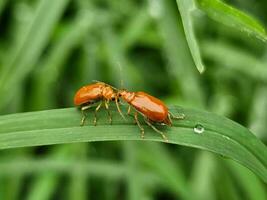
74;81;184;141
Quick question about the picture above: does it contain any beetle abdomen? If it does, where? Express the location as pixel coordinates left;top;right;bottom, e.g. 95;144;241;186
131;92;168;122
74;84;103;105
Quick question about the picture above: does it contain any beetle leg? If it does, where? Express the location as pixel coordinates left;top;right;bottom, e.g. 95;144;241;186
127;105;131;115
126;106;137;124
134;112;145;139
80;110;87;126
80;104;93;126
94;101;102;126
144;118;168;142
122;106;136;124
169;111;185;120
104;100;112;124
167;113;173;125
115;96;126;120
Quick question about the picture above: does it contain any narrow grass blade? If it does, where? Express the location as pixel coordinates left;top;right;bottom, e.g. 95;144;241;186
226;160;267;200
202;40;267;81
0;105;266;183
190;152;217;200
216;165;241;200
26;145;71;200
0;0;69;110
151;0;204;107
249;85;267;139
137;142;193;200
0;159;126;178
175;0;205;73
196;0;267;42
123;142;143;200
120;5;151;49
30;11;93;110
103;27;144;89
68;143;88;200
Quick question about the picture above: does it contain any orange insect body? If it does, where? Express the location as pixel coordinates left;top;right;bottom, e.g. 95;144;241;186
119;90;171;125
74;82;115;106
74;82;119;126
73;81;184;141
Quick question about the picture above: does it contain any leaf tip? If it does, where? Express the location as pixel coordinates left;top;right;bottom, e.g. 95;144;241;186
197;63;205;74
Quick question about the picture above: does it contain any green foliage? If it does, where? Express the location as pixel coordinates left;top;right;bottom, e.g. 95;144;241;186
196;0;267;42
0;106;266;184
176;0;205;73
0;0;267;199
0;0;70;109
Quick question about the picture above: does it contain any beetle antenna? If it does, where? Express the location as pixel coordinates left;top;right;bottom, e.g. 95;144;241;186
92;79;103;84
92;80;119;91
120;77;124;90
109;84;119;91
117;61;124;89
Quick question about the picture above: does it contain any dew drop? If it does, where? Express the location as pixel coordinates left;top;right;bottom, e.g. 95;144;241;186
193;124;204;134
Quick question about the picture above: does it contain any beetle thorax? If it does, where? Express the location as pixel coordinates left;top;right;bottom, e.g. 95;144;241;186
102;86;115;100
119;90;135;103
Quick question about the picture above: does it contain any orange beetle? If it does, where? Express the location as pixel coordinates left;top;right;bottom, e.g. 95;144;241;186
74;82;122;125
117;89;184;141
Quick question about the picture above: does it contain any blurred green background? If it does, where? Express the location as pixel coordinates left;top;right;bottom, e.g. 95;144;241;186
0;0;267;199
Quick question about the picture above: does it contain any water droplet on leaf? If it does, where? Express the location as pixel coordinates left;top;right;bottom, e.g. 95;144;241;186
193;124;204;134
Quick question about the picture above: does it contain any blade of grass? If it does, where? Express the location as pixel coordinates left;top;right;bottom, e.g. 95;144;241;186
124;142;143;200
216;165;241;200
175;0;205;73
137;142;193;200
26;145;72;200
0;0;69;110
0;105;266;183
30;11;93;110
209;89;236;117
190;152;217;200
202;40;267;81
77;37;99;83
0;159;126;177
0;158;160;188
226;160;267;200
120;5;151;49
68;143;88;200
249;85;267;139
0;148;31;200
196;0;267;42
151;0;204;107
102;27;144;89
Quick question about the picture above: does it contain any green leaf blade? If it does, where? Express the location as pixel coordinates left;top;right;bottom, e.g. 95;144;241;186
196;0;267;42
176;0;205;73
0;0;70;110
0;105;266;183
